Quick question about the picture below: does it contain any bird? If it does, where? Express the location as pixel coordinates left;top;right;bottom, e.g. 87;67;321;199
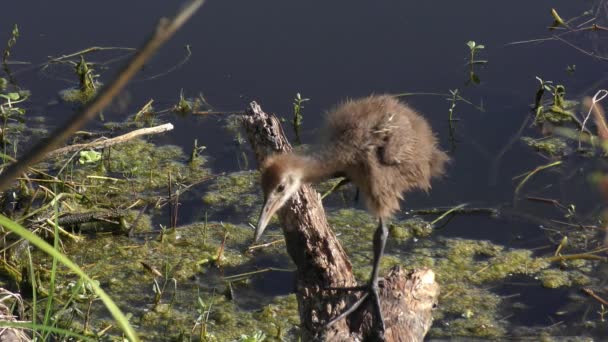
254;94;448;338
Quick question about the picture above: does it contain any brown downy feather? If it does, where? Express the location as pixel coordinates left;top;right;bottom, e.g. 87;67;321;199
260;95;448;218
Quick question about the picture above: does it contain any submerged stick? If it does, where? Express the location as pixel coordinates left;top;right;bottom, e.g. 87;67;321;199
0;0;206;192
44;123;174;160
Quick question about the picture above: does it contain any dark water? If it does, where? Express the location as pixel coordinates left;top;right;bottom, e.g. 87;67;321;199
2;0;608;339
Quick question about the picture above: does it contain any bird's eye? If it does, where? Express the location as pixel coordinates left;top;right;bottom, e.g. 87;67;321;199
277;184;285;193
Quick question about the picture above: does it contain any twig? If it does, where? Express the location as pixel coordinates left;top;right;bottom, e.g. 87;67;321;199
44;123;174;160
223;267;292;282
514;161;562;195
138;44;192;81
321;178;350;200
409;206;499;216
247;238;285;251
429;203;469;226
191;110;236;115
45;46;136;64
547;253;607;262
582;288;608;306
552;35;608;62
0;0;206;192
393;91;485;112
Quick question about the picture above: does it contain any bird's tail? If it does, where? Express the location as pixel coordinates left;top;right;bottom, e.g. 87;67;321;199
430;149;450;178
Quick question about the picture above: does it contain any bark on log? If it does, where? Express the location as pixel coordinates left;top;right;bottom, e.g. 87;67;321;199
242;101;439;341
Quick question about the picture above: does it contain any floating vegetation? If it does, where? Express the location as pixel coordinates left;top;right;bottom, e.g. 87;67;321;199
27;221;298;341
389;217;433;241
173;89;210;114
202;171;260;218
521;136;568;156
59;55;101;103
322;208;603;339
533;81;579;125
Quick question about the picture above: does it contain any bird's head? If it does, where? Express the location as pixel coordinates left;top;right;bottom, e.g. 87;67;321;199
254;154;305;243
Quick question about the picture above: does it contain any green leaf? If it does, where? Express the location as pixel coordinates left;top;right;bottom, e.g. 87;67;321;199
476;44;485;50
6;92;19;100
0;93;19;101
78;150;102;164
466;41;476;50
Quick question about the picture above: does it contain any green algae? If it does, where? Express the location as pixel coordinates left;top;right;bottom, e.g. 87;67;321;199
59;87;97;103
538;268;591;288
389;217;433;241
57;138;210;206
521;136;568;156
30;219;298;341
322;209;602;339
202;171;261;220
22;200;604;341
534;100;578;125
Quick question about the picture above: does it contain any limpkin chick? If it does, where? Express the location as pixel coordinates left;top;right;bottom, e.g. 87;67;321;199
254;95;448;338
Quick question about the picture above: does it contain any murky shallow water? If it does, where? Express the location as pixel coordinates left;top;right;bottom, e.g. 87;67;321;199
2;0;608;340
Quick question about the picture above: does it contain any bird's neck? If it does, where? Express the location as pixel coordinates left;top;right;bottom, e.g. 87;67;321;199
291;153;341;184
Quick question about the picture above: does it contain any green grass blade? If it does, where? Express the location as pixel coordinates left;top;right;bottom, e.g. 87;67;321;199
0;214;139;342
0;321;95;341
42;202;60;339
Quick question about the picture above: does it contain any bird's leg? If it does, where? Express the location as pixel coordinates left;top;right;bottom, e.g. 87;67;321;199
368;217;388;337
324;218;388;340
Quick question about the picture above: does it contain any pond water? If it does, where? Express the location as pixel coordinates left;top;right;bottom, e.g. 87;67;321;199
1;0;608;340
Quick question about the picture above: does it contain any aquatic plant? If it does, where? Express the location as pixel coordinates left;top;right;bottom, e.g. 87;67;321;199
2;24;18;64
292;92;309;145
465;40;486;85
532;78;579;125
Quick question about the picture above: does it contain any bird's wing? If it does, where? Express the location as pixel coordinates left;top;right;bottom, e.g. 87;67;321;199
373;111;417;166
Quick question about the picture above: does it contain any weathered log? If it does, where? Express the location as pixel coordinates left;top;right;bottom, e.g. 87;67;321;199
242;101;439;341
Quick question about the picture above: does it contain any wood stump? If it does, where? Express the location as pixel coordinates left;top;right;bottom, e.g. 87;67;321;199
242;101;439;341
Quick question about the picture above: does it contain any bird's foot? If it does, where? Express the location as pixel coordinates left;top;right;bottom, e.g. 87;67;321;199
324;282;385;340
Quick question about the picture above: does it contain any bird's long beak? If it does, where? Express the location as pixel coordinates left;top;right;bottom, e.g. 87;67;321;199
254;197;280;243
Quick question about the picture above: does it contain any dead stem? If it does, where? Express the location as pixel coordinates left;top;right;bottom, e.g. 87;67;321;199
547;253;607;263
514;160;562;195
247;238;286;251
223;267;293;282
44;123;174;160
429;203;468;226
410;206;498;217
582;288;608;306
45;46;136;64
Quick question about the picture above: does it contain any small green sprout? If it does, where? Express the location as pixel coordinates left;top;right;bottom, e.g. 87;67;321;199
466;41;487;85
2;24;19;64
292;92;309;145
